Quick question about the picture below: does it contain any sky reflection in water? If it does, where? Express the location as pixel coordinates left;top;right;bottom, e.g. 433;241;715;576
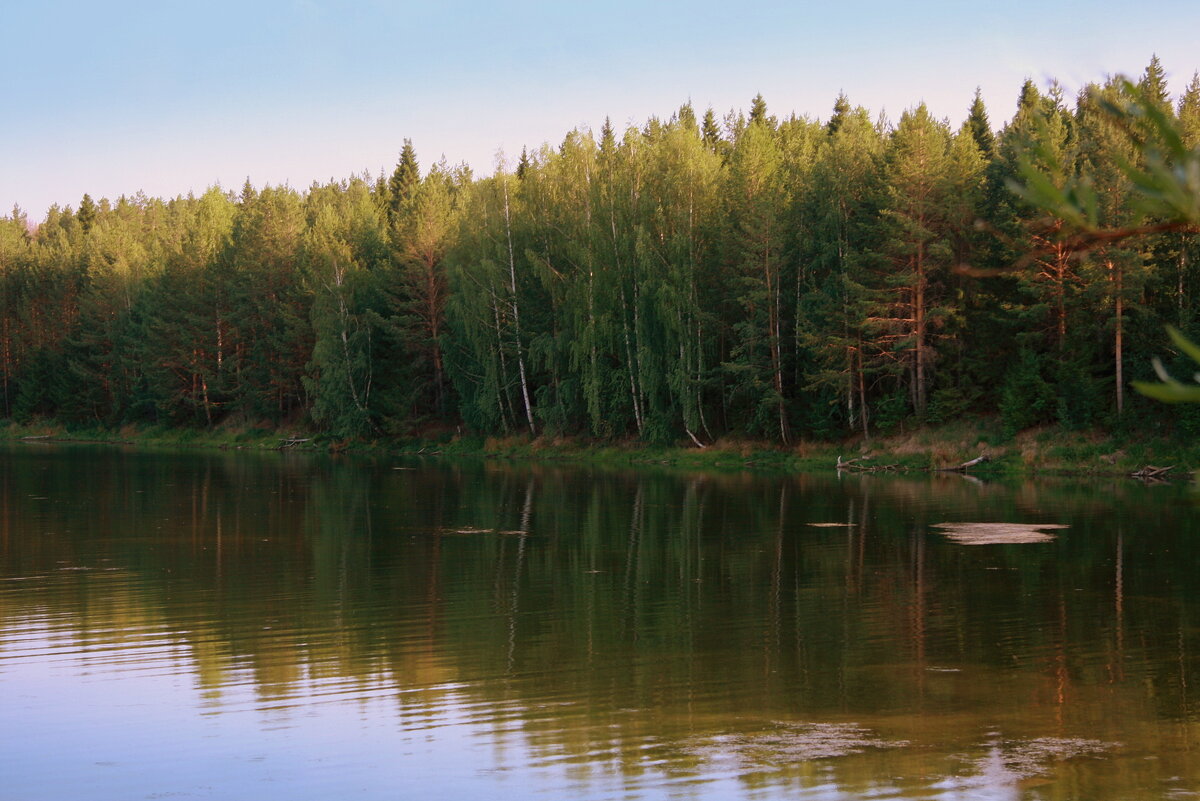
0;444;1198;799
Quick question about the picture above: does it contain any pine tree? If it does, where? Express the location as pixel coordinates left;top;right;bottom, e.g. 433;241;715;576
800;104;885;436
877;104;957;417
1013;91;1080;352
1076;77;1154;418
226;185;309;421
388;162;458;419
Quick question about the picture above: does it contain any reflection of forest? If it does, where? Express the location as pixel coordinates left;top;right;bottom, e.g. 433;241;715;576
1;444;1198;797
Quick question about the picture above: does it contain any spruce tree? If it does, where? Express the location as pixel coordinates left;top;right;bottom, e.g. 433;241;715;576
388;140;420;224
826;92;851;135
1138;54;1171;112
965;87;995;157
516;146;531;180
677;101;698;134
77;194;97;234
1179;72;1200;148
701;108;721;153
748;93;770;127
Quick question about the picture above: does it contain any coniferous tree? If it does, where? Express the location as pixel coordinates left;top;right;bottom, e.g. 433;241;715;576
1138;54;1171;113
77;194;97;234
701;108;722;153
1075;78;1145;419
800;102;885;436
826;93;851;135
5;70;1200;443
876;104;959;418
965;88;995;157
226;185;308;422
388;140;420;225
748;93;770;127
1180;73;1200;147
725;114;791;441
385;162;459;421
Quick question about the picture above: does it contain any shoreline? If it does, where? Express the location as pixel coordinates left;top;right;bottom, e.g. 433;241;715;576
3;419;1194;481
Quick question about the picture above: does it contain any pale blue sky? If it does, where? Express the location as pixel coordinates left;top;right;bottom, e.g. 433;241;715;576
3;0;1198;220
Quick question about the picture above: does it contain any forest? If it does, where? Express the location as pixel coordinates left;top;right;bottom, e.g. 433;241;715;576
2;57;1199;445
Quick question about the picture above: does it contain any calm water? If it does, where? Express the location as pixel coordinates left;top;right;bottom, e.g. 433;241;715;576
2;444;1199;800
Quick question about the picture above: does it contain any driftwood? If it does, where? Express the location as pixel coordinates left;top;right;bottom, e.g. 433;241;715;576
938;454;990;472
1131;464;1174;479
20;435;50;440
836;455;899;472
836;455;870;469
279;437;311;449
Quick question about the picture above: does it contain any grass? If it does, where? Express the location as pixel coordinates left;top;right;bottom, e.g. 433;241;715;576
2;416;1196;478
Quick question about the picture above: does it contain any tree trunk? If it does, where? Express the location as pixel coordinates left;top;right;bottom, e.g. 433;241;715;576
492;293;513;431
914;240;927;416
502;176;536;436
857;344;869;439
1113;258;1124;416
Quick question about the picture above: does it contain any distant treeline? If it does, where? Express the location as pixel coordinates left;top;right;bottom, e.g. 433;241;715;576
3;58;1200;442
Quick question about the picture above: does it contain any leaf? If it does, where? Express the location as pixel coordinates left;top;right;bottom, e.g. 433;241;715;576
1166;326;1200;364
1133;380;1200;403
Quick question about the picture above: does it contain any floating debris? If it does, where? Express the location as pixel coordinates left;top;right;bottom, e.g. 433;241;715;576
807;522;853;528
687;722;907;769
936;737;1117;794
933;522;1068;545
1006;737;1115;774
434;526;496;535
1131;464;1174;479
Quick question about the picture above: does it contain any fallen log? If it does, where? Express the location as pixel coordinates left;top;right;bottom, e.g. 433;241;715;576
837;455;900;472
938;454;990;472
1131;464;1174;479
836;455;872;470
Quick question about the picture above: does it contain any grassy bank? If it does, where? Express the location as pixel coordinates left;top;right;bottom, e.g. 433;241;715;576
3;417;1196;479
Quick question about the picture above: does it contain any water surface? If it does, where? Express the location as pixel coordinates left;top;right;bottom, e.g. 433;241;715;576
1;444;1198;799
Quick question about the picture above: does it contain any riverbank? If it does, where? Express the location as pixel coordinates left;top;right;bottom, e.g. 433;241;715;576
3;418;1196;480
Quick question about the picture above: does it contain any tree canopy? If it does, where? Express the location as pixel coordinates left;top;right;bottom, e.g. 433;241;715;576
4;61;1199;442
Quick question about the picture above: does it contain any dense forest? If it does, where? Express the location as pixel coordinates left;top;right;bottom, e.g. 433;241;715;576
3;58;1199;444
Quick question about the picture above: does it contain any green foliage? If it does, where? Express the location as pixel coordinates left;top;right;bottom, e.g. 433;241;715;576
1054;358;1102;429
1000;349;1054;438
6;62;1200;445
1134;326;1200;402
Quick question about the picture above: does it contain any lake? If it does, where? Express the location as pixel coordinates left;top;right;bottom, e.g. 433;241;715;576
1;443;1198;799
